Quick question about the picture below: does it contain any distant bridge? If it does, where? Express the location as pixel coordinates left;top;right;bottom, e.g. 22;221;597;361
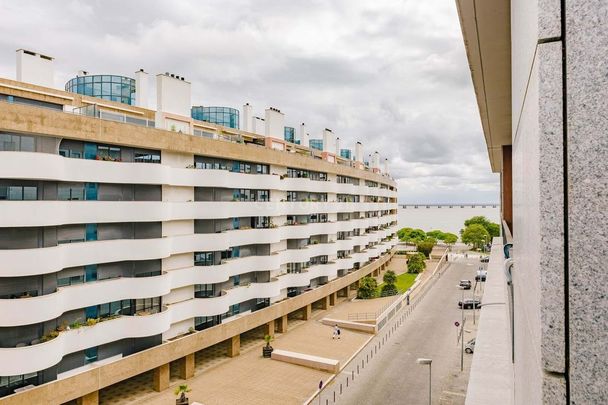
400;203;499;209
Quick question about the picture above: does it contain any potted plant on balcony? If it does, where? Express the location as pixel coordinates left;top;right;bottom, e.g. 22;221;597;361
174;384;191;405
262;334;274;358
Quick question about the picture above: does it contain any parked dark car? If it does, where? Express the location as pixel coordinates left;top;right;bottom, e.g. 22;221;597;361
475;270;487;282
480;256;489;263
459;280;472;290
458;299;481;309
465;338;476;353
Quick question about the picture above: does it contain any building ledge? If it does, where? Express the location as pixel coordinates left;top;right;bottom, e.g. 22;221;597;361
465;237;514;405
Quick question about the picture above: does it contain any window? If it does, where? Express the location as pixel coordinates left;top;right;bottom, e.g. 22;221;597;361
287;191;297;202
97;145;121;161
134;151;160;163
0;185;37;200
84;347;98;363
0;133;35;152
194;284;215;298
57;274;85;287
135;297;161;314
252;216;270;229
58;183;85;200
194;252;215;266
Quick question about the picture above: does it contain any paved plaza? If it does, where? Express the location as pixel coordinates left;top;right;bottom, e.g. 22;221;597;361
100;255;443;405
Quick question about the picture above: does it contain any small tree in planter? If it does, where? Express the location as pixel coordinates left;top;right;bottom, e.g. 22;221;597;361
262;334;274;358
174;384;191;405
380;270;398;297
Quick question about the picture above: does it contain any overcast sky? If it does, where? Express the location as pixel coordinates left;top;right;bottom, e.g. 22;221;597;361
0;0;499;203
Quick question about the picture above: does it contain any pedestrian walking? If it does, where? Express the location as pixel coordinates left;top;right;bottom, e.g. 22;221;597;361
333;324;340;340
337;326;341;339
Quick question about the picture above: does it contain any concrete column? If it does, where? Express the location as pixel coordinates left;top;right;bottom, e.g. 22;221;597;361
302;304;312;320
277;315;288;333
264;319;275;338
329;292;337;306
76;391;99;405
153;363;170;392
227;335;240;358
178;353;195;380
320;295;330;310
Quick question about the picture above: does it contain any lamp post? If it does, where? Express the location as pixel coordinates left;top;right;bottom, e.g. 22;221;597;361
417;358;432;405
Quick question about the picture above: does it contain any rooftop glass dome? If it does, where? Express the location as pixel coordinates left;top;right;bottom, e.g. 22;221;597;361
65;74;136;105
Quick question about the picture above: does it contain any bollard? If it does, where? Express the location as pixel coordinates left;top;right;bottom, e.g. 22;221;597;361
367;354;369;363
357;365;359;374
347;376;349;387
352;370;354;380
334;391;336;402
340;383;343;394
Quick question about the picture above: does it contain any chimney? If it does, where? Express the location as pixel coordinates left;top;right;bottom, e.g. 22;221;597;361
299;123;309;147
252;116;265;135
264;107;285;139
335;137;341;156
372;151;380;169
355;142;363;162
242;103;253;132
384;158;390;175
156;72;191;117
16;49;54;88
322;128;334;153
135;69;149;108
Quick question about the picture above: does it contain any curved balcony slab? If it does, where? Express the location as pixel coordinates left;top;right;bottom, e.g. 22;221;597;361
0;222;399;277
0;152;395;197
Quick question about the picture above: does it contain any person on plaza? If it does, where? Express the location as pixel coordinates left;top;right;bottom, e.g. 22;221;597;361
333;324;339;339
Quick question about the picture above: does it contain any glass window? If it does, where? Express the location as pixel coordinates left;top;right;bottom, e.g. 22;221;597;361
194;252;214;266
84;347;98;363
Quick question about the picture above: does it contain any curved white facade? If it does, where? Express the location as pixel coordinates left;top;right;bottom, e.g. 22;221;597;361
0;239;399;376
0;101;398;391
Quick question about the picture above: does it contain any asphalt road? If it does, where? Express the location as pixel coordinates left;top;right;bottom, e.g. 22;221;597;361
333;258;481;405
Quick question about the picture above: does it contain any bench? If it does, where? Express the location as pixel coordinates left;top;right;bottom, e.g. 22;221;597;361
271;349;340;373
321;318;377;334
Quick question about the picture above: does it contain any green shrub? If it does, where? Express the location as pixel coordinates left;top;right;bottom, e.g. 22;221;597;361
357;276;378;299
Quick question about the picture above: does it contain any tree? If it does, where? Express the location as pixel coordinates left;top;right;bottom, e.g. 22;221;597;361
397;227;427;244
357;276;378;299
407;253;426;273
443;233;458;245
380;270;398;297
416;237;436;258
461;224;490;249
397;227;412;241
463;216;500;238
426;230;446;241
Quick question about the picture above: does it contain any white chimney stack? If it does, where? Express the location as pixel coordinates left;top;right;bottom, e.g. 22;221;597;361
135;69;149;108
384;158;390;175
265;107;285;139
335;137;341;156
156;73;191;117
355;142;363;162
322;128;335;153
16;49;54;88
300;123;309;147
372;151;380;169
242;103;253;132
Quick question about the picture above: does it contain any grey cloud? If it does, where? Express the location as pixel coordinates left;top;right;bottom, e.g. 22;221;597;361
0;0;498;203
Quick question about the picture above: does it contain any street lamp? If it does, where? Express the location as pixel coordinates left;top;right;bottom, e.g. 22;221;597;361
417;358;432;405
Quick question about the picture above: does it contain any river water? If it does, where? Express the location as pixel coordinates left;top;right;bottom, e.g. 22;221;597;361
397;205;501;235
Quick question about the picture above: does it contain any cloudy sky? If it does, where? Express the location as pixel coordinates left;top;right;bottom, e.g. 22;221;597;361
0;0;499;203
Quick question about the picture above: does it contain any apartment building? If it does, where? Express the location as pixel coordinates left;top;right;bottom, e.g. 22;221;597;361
457;1;607;404
0;50;398;404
